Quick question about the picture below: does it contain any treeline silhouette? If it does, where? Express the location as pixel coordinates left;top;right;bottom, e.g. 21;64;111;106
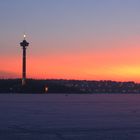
0;79;140;93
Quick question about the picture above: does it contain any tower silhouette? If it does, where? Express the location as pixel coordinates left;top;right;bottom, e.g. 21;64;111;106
20;35;29;86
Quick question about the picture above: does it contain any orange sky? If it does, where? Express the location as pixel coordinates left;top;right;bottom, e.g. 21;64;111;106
26;37;140;82
1;37;140;82
1;1;140;82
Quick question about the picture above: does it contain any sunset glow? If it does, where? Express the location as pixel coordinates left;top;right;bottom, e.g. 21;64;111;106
1;0;140;82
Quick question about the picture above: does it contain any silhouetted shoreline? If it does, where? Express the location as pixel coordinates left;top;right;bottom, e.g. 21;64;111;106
0;79;140;94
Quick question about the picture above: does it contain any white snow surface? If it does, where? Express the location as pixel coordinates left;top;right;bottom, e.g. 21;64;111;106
0;94;140;140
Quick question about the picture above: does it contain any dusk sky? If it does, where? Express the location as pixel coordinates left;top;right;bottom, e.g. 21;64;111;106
1;0;140;82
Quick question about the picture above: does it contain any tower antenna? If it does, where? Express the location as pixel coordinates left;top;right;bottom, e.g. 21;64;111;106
23;34;26;40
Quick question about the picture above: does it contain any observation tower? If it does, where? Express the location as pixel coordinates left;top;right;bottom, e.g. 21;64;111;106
20;35;29;86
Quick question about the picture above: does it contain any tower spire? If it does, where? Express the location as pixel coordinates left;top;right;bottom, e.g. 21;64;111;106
23;34;26;40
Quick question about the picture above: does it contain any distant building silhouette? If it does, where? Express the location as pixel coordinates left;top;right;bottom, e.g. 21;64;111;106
20;35;29;86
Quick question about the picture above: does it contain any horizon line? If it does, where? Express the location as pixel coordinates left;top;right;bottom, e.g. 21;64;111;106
0;78;138;84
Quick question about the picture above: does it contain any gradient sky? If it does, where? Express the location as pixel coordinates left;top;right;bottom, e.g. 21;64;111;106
1;0;140;82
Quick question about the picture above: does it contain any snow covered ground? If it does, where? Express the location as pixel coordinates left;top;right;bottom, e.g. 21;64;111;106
0;94;140;140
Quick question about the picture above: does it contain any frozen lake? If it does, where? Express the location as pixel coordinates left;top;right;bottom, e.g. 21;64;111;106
0;94;140;140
